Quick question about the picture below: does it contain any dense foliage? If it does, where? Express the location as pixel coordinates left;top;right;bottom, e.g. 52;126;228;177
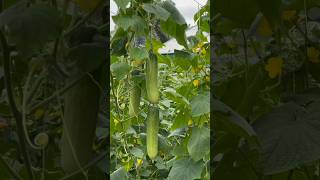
0;0;107;179
110;0;210;179
213;0;320;179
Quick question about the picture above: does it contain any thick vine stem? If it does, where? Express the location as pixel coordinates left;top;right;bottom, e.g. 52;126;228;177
0;30;34;180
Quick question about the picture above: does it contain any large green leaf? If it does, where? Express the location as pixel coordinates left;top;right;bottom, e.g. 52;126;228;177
163;87;190;106
129;47;148;61
111;28;128;56
213;98;256;138
173;50;194;70
214;0;259;28
110;62;131;80
167;157;203;180
171;109;190;130
257;0;281;26
160;0;187;48
0;1;62;57
190;91;210;117
68;42;106;73
114;0;131;10
112;14;147;35
187;127;210;161
111;167;128;180
253;100;320;175
143;3;170;21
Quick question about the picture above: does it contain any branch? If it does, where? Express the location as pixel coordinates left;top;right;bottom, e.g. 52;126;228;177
0;30;34;180
64;0;106;37
28;73;86;114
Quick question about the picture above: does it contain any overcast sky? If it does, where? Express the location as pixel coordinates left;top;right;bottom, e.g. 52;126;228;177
110;0;208;31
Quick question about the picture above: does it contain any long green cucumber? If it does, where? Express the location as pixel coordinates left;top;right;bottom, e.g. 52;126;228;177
61;75;100;173
146;51;159;104
146;106;159;160
129;82;141;117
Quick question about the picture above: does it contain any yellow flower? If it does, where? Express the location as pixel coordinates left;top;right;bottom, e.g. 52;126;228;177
136;159;143;167
193;79;200;87
265;57;283;78
307;47;320;63
282;10;297;22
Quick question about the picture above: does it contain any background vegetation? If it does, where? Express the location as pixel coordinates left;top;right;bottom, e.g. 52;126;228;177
0;0;107;179
213;0;320;179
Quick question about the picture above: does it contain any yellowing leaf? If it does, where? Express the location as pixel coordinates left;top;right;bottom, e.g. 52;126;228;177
265;57;283;79
114;119;119;126
307;47;320;63
282;10;297;22
193;79;200;87
205;76;210;82
132;59;144;66
200;48;206;56
188;119;193;126
257;16;273;37
72;0;100;12
34;108;45;120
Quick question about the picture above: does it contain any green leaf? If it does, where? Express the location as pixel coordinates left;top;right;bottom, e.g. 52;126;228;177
114;0;131;10
160;19;187;48
129;147;144;159
0;2;62;57
160;1;187;48
213;98;257;138
167;157;203;180
112;15;147;35
214;0;259;28
111;28;128;56
111;167;128;180
161;0;186;25
163;88;190;106
253;100;320;175
187;127;210;161
68;42;106;72
190;92;210;117
143;3;170;21
171;110;190;131
129;47;148;60
111;62;131;80
257;0;281;27
173;50;194;70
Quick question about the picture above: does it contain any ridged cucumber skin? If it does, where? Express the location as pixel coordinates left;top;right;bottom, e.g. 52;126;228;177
146;52;159;104
146;106;159;160
61;76;100;173
129;83;141;117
